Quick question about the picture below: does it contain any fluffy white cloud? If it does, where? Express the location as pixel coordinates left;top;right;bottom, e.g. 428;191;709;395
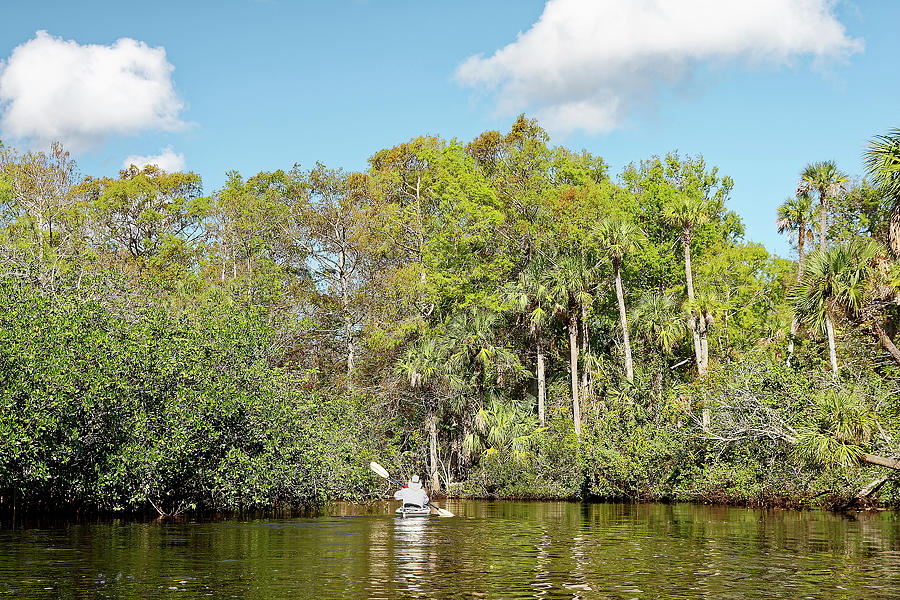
456;0;863;136
122;146;186;172
0;31;186;150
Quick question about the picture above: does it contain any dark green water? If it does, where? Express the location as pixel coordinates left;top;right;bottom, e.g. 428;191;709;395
2;501;899;599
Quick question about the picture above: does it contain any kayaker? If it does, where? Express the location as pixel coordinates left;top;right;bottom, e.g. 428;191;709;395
393;475;429;508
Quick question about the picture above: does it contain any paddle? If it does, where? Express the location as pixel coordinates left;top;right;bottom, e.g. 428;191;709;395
369;461;455;517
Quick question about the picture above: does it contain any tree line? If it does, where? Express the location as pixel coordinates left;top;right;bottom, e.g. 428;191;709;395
1;116;899;514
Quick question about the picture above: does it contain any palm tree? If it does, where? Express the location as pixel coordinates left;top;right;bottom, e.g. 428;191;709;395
445;307;521;462
863;127;900;257
688;290;718;376
629;293;685;399
546;252;587;435
777;191;815;363
796;389;900;473
468;397;542;461
790;239;882;378
663;193;709;377
508;258;552;425
796;390;876;470
596;218;644;382
797;160;848;251
398;336;449;491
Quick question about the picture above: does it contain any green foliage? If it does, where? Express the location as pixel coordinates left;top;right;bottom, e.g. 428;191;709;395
0;280;386;514
3;121;900;514
795;390;875;470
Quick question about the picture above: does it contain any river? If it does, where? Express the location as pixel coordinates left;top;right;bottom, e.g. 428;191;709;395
1;501;899;599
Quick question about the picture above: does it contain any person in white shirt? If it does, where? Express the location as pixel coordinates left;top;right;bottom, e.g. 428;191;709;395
393;475;429;508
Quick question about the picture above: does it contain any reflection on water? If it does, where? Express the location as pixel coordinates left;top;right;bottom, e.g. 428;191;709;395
1;501;900;599
393;515;429;595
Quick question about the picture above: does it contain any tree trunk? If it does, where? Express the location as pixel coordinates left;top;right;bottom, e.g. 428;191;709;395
340;247;354;384
568;317;581;436
825;313;839;379
536;329;546;426
580;296;590;398
683;231;704;377
856;475;890;499
787;223;807;365
428;402;440;493
819;193;827;251
699;326;709;377
798;223;807;276
460;413;471;467
889;201;900;259
872;320;900;366
689;316;703;375
787;318;798;366
684;231;696;303
861;453;900;471
613;262;634;382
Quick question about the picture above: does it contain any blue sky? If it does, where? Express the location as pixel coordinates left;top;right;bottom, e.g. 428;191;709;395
1;0;898;257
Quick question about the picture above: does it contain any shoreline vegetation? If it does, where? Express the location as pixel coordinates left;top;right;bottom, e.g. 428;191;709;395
1;117;899;518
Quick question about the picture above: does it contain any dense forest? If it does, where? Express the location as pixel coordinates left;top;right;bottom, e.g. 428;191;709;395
1;116;899;516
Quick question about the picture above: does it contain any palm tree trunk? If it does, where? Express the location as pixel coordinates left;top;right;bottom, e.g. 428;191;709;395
684;233;696;303
580;300;590;397
798;224;807;275
825;312;839;379
819;193;827;251
861;453;900;471
428;401;440;492
683;233;704;376
872;320;900;366
787;225;807;365
613;262;634;382
889;201;900;258
699;322;709;375
568;317;581;436
689;316;703;374
787;319;798;366
536;330;546;426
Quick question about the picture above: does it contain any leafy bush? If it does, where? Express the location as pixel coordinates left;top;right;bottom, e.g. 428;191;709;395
0;281;388;514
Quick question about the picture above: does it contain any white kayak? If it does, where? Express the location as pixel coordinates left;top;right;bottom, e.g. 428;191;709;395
395;505;431;517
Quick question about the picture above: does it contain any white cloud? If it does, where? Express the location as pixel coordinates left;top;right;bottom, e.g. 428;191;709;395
0;31;186;150
122;146;186;172
456;0;863;136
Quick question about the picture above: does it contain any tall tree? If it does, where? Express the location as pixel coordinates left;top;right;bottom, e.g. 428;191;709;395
445;306;520;463
508;257;553;425
81;164;206;274
0;142;83;287
664;193;710;377
596;218;644;382
368;136;442;328
629;293;684;399
777;191;815;363
398;336;449;492
212;170;296;303
295;165;372;387
863;127;900;257
798;160;848;251
790;239;896;377
547;252;587;434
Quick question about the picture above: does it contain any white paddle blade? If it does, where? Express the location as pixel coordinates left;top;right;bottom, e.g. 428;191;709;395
436;508;455;517
369;461;390;479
